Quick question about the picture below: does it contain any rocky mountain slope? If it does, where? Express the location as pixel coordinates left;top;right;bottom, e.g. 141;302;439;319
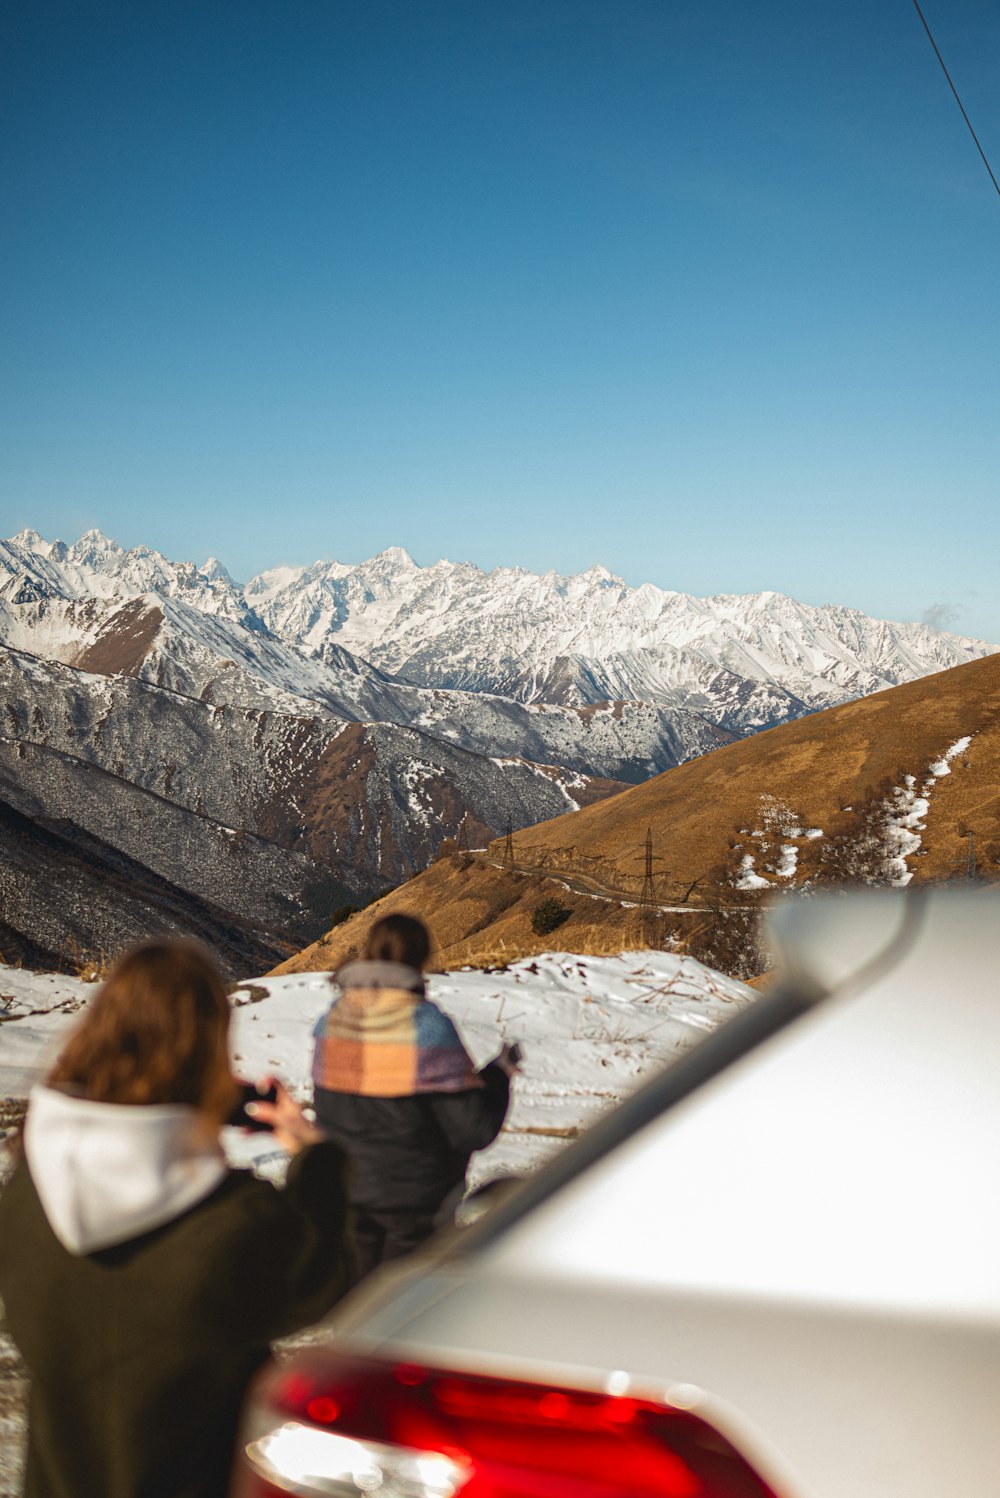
0;641;624;967
278;652;1000;979
0;794;288;977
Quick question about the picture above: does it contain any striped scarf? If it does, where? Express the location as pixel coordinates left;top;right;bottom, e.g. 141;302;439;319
312;960;483;1098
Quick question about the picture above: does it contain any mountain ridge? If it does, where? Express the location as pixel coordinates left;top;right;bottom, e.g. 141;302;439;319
3;529;992;743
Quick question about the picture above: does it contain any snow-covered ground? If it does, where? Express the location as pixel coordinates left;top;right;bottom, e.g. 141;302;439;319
226;952;753;1181
0;971;91;1105
0;952;753;1181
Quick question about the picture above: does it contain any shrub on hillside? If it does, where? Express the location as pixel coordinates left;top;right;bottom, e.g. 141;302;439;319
817;779;900;886
531;897;571;936
686;905;763;982
327;904;361;928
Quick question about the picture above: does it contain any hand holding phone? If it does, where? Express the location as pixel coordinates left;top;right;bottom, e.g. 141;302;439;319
228;1080;279;1132
499;1040;523;1074
231;1077;326;1154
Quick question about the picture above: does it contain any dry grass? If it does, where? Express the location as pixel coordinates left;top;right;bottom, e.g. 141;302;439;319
503;653;1000;890
741;972;775;991
62;937;114;985
273;654;1000;977
273;855;720;976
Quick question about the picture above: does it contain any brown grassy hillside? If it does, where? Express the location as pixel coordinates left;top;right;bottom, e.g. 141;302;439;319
275;652;1000;977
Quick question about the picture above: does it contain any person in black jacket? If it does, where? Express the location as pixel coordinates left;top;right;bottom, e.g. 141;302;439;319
0;938;350;1498
312;913;515;1277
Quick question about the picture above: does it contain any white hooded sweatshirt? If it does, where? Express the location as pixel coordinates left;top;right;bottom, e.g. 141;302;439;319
23;1084;229;1255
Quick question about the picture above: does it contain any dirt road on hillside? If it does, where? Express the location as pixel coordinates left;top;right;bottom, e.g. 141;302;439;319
477;855;742;914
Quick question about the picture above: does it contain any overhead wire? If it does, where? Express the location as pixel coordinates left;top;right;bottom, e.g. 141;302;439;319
910;0;1000;200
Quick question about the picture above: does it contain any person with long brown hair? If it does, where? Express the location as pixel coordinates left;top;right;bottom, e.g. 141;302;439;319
0;938;350;1498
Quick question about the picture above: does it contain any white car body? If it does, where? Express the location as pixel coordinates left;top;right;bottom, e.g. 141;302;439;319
238;889;1000;1497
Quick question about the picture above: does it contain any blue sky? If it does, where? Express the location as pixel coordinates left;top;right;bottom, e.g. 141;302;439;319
2;0;998;637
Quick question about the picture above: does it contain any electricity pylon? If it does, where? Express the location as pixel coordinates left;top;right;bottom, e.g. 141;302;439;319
640;827;656;906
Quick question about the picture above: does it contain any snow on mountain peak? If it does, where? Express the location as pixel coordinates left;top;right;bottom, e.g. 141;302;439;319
369;546;417;572
71;528;121;556
245;563;308;596
0;530;268;636
200;556;234;586
578;563;623;586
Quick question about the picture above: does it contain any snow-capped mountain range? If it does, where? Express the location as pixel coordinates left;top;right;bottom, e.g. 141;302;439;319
0;533;728;784
5;528;993;734
245;546;994;728
0;526;994;970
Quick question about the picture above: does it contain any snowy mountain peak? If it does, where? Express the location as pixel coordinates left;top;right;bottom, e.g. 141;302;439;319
245;563;308;597
368;546;417;573
70;528;122;558
200;556;235;586
577;563;622;586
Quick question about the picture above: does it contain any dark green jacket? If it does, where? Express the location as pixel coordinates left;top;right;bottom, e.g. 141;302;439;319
0;1143;349;1498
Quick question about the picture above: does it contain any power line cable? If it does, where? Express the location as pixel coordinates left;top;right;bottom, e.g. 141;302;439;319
911;0;1000;200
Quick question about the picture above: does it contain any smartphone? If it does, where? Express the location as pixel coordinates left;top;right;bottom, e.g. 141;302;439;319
228;1080;278;1131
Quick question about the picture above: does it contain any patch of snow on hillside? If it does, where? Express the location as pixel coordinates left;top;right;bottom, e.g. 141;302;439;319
734;854;770;891
490;756;583;811
731;797;820;889
884;737;974;885
399;760;446;826
928;736;972;777
884;777;928;886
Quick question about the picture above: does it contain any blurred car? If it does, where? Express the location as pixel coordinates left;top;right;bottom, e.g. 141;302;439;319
232;889;1000;1498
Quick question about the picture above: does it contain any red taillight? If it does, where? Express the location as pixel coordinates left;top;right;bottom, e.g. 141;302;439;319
237;1350;783;1498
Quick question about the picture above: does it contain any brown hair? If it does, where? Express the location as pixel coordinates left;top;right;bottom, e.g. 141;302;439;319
48;940;237;1123
363;913;431;971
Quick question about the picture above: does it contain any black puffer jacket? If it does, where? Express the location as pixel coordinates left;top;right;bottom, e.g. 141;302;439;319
314;1060;510;1215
